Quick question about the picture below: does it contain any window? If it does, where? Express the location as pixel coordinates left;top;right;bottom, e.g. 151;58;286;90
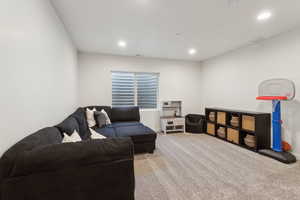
112;71;159;109
136;73;159;109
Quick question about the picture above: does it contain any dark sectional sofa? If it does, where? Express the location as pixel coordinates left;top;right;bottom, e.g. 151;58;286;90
0;106;157;200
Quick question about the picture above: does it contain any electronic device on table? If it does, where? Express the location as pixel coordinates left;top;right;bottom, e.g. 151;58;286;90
160;101;185;134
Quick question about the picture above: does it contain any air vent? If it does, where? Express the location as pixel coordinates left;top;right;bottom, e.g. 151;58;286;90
227;0;240;7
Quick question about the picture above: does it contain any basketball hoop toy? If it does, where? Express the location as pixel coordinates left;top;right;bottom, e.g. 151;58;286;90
256;79;296;164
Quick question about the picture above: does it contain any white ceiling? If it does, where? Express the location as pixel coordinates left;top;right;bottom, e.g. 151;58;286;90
51;0;300;61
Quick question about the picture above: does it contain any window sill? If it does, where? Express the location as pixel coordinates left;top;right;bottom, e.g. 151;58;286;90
140;108;159;112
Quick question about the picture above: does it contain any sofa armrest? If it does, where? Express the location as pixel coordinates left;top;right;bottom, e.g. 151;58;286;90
11;138;134;177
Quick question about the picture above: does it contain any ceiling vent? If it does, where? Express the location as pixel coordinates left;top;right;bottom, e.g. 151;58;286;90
227;0;240;7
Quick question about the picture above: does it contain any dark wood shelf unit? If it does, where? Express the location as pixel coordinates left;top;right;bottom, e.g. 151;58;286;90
207;120;216;124
226;125;239;130
240;129;255;134
205;107;271;152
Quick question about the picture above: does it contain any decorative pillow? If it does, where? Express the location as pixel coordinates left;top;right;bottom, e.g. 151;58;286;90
62;133;73;143
56;117;80;136
71;108;91;140
62;130;82;143
94;111;107;128
101;109;111;125
86;108;97;127
89;128;106;139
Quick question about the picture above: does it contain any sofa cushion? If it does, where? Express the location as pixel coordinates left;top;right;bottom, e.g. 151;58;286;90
111;107;140;122
113;123;156;143
107;122;141;128
93;127;117;138
56;117;80;136
94;122;156;143
94;122;140;138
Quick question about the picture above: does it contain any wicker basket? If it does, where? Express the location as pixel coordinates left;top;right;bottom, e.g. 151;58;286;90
230;116;239;127
244;134;256;148
217;127;226;138
209;112;215;121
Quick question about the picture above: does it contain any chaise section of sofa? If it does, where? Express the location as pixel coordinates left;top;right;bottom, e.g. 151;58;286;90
88;106;157;154
95;122;156;153
0;126;135;200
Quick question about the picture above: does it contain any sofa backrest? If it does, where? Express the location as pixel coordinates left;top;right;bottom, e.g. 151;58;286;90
111;106;140;122
55;108;90;140
56;116;80;136
0;127;62;187
68;107;91;140
83;105;140;123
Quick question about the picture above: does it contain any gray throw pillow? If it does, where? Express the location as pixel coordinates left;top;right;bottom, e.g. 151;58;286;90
94;111;107;128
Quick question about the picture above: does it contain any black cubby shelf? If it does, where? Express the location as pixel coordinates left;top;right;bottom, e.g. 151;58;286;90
205;107;271;153
217;124;226;127
226;125;239;130
241;129;255;134
207;120;216;124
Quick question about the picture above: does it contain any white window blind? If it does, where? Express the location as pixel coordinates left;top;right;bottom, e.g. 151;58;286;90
112;72;135;106
111;71;159;109
136;73;159;109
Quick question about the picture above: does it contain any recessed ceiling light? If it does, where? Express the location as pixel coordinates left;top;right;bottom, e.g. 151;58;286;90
189;48;197;55
257;11;272;21
118;40;127;48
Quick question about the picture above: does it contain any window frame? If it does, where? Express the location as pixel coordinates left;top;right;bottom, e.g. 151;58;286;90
111;71;160;110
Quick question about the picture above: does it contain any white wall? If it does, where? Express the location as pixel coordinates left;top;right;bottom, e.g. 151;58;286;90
79;53;202;131
0;0;78;155
200;28;300;158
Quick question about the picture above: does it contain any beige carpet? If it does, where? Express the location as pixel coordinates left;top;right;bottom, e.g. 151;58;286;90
134;133;300;200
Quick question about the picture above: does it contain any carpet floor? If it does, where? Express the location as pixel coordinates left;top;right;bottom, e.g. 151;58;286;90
134;133;300;200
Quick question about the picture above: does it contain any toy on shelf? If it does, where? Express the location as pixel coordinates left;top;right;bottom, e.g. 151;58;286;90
256;78;296;164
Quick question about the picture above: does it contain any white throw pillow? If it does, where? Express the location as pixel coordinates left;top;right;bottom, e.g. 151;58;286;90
89;128;106;139
62;130;82;143
86;108;97;127
62;133;73;143
101;109;111;125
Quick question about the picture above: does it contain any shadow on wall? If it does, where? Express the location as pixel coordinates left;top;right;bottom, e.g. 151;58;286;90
257;100;300;157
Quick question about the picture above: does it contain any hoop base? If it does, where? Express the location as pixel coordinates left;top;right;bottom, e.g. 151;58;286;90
259;149;296;164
